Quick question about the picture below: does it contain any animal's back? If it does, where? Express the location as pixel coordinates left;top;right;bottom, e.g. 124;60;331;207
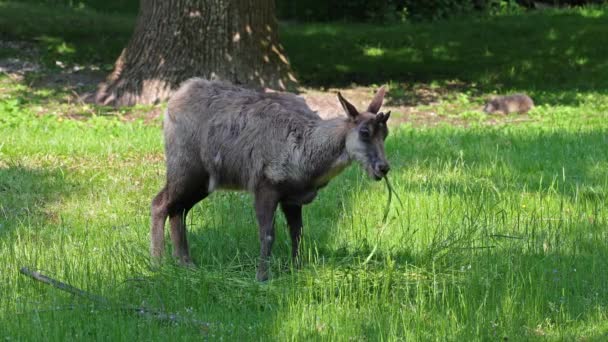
484;93;534;114
504;94;534;113
164;78;322;191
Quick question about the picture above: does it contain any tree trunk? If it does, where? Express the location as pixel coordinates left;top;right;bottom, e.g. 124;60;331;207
94;0;296;106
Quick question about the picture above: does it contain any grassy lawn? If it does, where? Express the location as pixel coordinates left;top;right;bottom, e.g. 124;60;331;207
1;2;608;341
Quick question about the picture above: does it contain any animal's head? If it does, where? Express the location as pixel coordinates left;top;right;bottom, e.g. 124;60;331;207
338;87;391;181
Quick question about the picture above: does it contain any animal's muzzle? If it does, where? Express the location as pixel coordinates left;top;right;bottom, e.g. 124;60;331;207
372;161;390;179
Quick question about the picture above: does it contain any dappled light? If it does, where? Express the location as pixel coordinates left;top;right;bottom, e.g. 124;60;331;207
282;11;608;107
0;166;77;238
90;0;297;106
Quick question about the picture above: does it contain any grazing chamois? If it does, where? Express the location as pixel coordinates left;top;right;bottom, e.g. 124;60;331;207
483;93;534;114
151;79;391;281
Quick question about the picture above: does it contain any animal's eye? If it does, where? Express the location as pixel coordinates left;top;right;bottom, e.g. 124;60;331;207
360;128;370;139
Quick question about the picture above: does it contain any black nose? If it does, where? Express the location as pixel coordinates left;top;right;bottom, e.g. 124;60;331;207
377;162;390;175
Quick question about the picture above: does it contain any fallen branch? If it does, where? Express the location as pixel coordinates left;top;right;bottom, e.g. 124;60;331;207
20;267;110;305
19;267;208;327
455;246;496;250
489;234;524;240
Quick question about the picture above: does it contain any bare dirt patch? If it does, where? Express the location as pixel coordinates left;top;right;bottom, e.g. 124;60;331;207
296;85;477;127
30;68;105;94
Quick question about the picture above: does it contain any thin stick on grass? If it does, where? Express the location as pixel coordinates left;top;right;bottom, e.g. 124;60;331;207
20;267;111;305
489;234;524;240
19;267;208;327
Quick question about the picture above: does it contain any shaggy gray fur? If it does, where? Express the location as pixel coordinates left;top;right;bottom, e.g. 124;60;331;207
151;78;391;281
483;93;534;114
166;79;347;192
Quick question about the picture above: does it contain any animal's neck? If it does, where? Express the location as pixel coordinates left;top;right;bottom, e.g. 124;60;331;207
304;117;352;184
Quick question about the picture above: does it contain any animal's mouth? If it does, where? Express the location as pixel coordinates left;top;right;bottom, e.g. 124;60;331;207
368;167;385;181
366;161;390;181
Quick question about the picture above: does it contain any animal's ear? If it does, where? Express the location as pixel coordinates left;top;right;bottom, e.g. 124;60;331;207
337;92;359;120
367;86;387;114
376;111;391;124
383;110;391;123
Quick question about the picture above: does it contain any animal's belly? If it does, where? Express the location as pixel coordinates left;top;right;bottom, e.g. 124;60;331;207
281;190;318;205
207;172;247;193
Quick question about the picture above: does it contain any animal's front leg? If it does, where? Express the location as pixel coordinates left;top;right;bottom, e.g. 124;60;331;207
169;209;193;266
254;187;279;281
280;203;303;266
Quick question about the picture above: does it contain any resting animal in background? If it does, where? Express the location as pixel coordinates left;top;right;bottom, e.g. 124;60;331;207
151;79;391;281
483;93;534;114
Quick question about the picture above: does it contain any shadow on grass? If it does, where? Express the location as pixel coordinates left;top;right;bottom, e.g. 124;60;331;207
0;2;133;68
107;222;608;339
0;166;77;238
282;10;608;105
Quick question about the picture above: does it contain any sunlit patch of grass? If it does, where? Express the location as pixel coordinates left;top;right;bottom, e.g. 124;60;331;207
0;74;162;123
38;36;77;56
363;46;385;57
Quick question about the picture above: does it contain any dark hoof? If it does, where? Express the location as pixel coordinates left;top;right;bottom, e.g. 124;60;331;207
291;258;302;270
256;269;270;282
174;255;196;268
150;255;163;269
179;260;196;269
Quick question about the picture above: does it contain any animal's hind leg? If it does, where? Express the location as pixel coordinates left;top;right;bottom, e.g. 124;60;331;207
166;173;210;266
151;187;169;261
168;204;200;266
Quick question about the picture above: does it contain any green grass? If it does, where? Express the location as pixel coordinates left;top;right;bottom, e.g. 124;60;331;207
1;2;608;341
2;86;607;341
282;9;608;90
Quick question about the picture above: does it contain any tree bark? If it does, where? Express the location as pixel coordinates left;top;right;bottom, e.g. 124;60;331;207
95;0;296;106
